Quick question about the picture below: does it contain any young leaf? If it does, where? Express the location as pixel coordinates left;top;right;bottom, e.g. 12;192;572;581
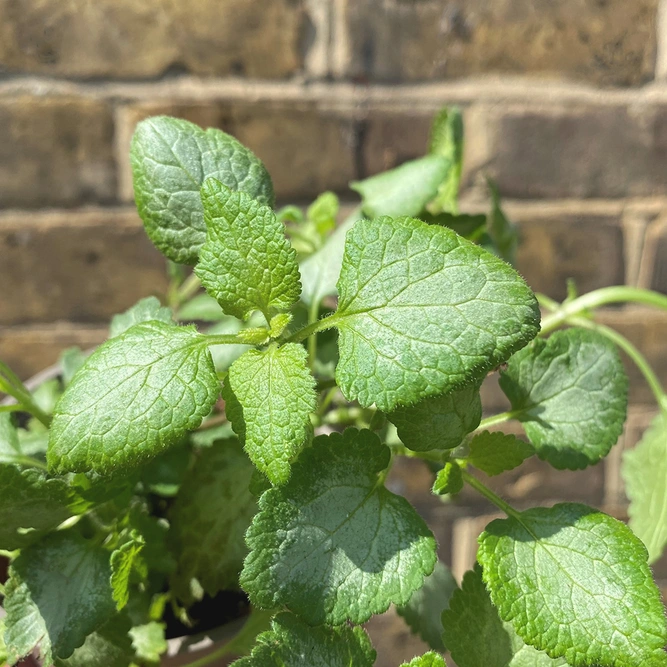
477;503;667;667
468;431;535;476
241;428;437;625
499;328;628;470
128;622;167;664
223;343;316;485
60;347;88;386
176;292;226;322
109;296;173;338
110;531;145;611
334;216;540;412
401;653;446;667
388;384;482;451
169;440;257;602
307;191;339;234
195;179;301;320
442;565;568;667
131;116;274;265
396;560;457;652
487;179;519;266
623;412;667;563
427;106;464;215
4;531;116;665
0;464;77;549
231;612;376;667
432;462;463;496
48;321;219;475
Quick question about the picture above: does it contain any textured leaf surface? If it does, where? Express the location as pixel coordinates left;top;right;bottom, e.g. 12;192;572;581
169;440;257;601
131;116;273;264
223;344;316;485
60;347;88;386
499;328;628;469
478;503;667;667
432;462;463;496
241;428;436;625
623;412;667;563
195;179;301;319
48;321;219;474
0;464;76;549
442;565;568;667
4;532;115;665
388;384;481;451
110;531;145;611
129;622;167;663
231;612;376;667
401;654;445;667
468;431;535;476
334;216;540;411
109;296;172;338
396;560;457;652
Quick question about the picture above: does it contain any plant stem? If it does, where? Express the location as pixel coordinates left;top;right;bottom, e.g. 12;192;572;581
204;333;252;346
317;386;339;417
539;286;667;335
175;273;202;306
476;410;521;431
0;366;52;428
460;469;523;521
283;312;341;344
307;299;320;371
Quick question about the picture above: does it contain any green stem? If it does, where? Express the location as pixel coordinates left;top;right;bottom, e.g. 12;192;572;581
317;386;339;417
204;333;252;346
540;286;667;335
476;410;521;431
12;456;49;471
307;299;321;371
0;370;52;428
174;273;202;306
461;469;522;521
283;312;341;344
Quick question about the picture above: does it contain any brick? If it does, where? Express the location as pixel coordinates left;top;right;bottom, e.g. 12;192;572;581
116;101;357;202
637;215;667;294
338;0;657;86
0;96;115;208
364;608;430;667
477;103;667;199
0;323;107;381
0;209;168;326
0;0;305;79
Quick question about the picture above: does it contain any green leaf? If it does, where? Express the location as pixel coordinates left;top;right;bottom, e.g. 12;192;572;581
241;428;436;625
351;155;451;219
48;321;219;475
442;565;568;667
298;208;362;306
423;211;487;241
223;343;316;485
0;464;77;549
231;612;376;667
4;531;116;665
432;462;463;496
487;179;519;266
427;106;464;215
468;431;535;476
110;531;145;611
623;412;667;563
195;179;301;320
388;384;481;451
177;293;226;322
128;622;167;663
401;653;446;667
109;296;173;339
54;614;134;667
499;328;628;470
206;315;255;373
396;560;457;652
307;191;339;234
477;503;667;667
0;413;22;464
131;116;274;265
60;347;88;386
334;216;540;412
169;440;257;602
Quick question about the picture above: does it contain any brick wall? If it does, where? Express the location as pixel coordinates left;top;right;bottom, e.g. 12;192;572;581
1;1;667;662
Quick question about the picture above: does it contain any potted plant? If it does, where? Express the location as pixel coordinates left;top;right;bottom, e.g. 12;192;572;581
1;106;666;667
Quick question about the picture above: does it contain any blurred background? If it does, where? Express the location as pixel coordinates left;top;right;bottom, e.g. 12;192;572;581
1;0;666;663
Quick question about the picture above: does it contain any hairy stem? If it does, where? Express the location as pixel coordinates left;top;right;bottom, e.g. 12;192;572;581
460;469;522;521
204;333;253;346
283;311;341;344
0;366;52;428
307;299;320;371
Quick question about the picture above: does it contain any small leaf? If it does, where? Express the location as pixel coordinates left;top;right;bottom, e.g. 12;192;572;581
131;116;274;265
487;179;519;266
129;622;167;663
401;653;446;667
432;462;463;496
241;428;436;625
231;612;376;667
223;344;316;485
623;412;667;563
109;296;173;339
334;216;540;412
195;179;301;320
110;531;145;611
48;321;219;475
4;531;116;665
468;431;535;476
0;414;22;464
60;347;88;386
499;328;628;469
177;293;226;322
427;106;464;215
388;384;481;451
307;191;339;234
478;503;667;667
169;440;257;602
442;565;568;667
397;560;457;652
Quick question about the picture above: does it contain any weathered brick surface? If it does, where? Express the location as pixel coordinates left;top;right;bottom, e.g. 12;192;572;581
365;608;430;666
0;0;305;79
637;215;667;294
0;209;168;325
0;96;115;208
0;323;107;381
116;101;357;202
338;0;658;86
